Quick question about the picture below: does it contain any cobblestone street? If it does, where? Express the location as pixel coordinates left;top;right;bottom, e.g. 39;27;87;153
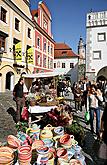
0;91;106;165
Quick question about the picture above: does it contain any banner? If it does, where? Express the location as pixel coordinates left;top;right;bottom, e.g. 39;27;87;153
27;47;33;64
15;42;22;62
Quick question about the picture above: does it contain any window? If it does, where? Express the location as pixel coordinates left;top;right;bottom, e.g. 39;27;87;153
28;28;31;38
48;57;50;68
37;37;40;48
50;59;53;69
15;18;20;31
48;45;50;54
70;63;74;68
44;42;46;52
57;61;60;68
1;7;7;23
93;51;101;59
54;63;56;68
37;54;40;65
43;18;48;30
51;46;53;55
0;35;5;50
98;33;106;42
43;56;46;67
62;63;65;68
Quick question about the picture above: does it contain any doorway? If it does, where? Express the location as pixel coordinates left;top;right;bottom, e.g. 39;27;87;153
6;72;14;91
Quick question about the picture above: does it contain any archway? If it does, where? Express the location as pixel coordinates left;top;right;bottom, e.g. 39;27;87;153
6;72;14;91
97;66;107;81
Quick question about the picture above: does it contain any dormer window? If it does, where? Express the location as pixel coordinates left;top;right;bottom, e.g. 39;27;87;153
62;51;67;56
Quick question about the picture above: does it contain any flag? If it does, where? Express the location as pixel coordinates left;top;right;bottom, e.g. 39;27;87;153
15;42;22;62
27;47;33;64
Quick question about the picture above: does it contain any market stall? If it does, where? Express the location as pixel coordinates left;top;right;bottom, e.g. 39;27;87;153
22;72;63;126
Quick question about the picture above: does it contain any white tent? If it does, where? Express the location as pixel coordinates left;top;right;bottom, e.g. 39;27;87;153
22;71;64;91
22;71;63;78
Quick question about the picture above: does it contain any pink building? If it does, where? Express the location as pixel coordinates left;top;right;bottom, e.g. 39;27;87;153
31;1;55;73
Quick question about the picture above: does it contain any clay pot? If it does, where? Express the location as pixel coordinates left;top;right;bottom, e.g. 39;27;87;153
60;134;72;147
18;145;32;164
7;135;20;149
57;148;68;160
0;146;14;165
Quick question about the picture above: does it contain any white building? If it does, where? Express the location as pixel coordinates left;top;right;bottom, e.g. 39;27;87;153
54;43;79;84
86;10;107;81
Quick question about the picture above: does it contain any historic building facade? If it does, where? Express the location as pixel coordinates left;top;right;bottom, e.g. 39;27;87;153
0;0;55;92
31;1;54;73
54;43;79;84
0;0;35;92
86;10;107;81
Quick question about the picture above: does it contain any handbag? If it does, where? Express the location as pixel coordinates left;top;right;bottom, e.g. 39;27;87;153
84;111;90;122
98;141;107;159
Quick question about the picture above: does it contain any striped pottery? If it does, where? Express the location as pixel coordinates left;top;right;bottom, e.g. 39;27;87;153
47;152;54;165
57;158;69;165
69;159;82;165
7;135;20;149
42;139;54;148
32;139;44;150
54;126;64;136
44;124;54;131
49;147;57;158
0;146;14;165
60;134;72;148
40;129;53;140
57;148;68;160
40;155;48;164
18;145;32;164
36;146;49;155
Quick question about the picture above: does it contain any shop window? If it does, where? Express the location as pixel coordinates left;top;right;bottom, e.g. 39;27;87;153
1;7;7;23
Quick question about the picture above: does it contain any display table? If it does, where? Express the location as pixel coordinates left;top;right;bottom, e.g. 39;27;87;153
28;105;57;114
28;105;57;127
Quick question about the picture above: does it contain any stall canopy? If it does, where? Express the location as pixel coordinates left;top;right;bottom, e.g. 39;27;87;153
22;71;63;78
22;71;64;91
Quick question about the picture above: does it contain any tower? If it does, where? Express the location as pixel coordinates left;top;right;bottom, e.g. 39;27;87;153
78;36;85;64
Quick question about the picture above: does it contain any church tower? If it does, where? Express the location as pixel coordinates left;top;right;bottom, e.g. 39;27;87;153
78;36;85;64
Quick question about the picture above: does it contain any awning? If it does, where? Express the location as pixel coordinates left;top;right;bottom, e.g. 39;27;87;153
22;71;64;78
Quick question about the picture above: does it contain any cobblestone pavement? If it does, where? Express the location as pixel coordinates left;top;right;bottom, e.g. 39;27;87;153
0;91;106;165
0;91;17;142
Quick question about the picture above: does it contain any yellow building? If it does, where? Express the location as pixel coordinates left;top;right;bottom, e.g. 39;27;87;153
0;0;35;92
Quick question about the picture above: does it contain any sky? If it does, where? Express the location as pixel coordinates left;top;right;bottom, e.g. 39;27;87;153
30;0;107;53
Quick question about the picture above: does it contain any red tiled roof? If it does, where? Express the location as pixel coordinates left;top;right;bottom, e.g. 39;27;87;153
54;43;79;58
31;9;38;17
